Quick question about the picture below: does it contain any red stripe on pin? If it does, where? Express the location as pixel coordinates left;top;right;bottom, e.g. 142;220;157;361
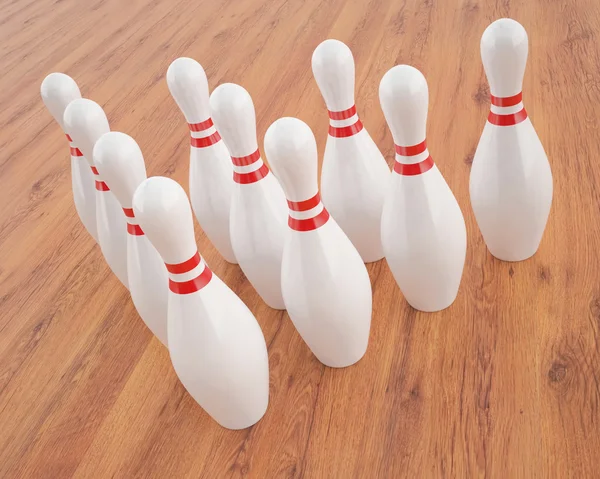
66;134;73;142
123;208;135;218
328;105;357;120
287;192;321;211
491;92;522;107
165;251;201;274
288;208;330;232
70;147;83;157
188;118;214;131
95;181;110;191
488;108;528;126
395;140;427;156
91;166;99;175
169;267;213;294
233;163;269;184
190;131;221;148
394;155;435;176
231;149;261;166
127;223;144;235
328;119;363;138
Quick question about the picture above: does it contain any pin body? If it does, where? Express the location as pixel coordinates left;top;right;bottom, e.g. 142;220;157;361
94;132;168;345
265;117;372;367
166;58;237;264
40;73;97;242
64;99;128;288
132;177;269;429
379;65;466;312
470;18;553;261
210;83;286;310
312;39;389;263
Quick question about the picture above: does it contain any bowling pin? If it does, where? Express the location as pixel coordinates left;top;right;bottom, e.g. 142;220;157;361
132;176;269;429
93;132;168;345
311;39;390;263
264;117;372;368
379;65;467;312
64;99;128;288
210;83;286;310
470;18;553;261
166;58;237;264
40;73;97;242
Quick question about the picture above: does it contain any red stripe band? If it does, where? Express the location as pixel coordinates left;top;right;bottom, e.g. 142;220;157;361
491;92;522;107
188;118;214;131
234;163;269;184
66;134;73;142
169;267;213;294
91;166;99;175
287;192;321;211
395;140;427;156
328;105;357;120
394;155;435;176
488;109;528;126
328;119;363;138
165;251;201;274
123;208;135;218
127;223;144;235
70;147;83;157
289;207;330;232
190;131;221;148
231;149;261;167
95;181;110;191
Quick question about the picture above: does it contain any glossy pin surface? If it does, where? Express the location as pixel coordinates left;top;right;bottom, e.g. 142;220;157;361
210;83;286;309
132;176;269;429
166;58;237;264
40;73;97;242
470;18;553;261
379;65;467;312
93;132;168;345
312;39;390;263
265;117;372;367
64;99;128;288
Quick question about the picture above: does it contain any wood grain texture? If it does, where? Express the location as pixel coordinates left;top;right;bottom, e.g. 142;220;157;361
1;0;599;477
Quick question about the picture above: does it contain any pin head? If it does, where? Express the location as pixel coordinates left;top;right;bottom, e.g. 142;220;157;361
209;83;257;157
132;177;197;265
264;117;318;202
311;39;355;112
379;65;428;148
40;73;81;130
63;99;110;162
481;18;528;98
166;57;211;124
93;132;147;208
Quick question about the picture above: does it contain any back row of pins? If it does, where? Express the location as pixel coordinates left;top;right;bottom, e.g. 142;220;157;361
40;18;552;430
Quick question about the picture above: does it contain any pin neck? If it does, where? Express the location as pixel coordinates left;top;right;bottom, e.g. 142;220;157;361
165;251;213;294
287;192;330;231
188;118;222;148
488;92;527;126
122;208;144;235
393;139;434;176
231;149;270;184
328;104;363;138
66;134;84;157
90;166;110;191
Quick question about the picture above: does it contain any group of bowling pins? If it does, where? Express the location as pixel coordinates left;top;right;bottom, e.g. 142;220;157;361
40;18;552;430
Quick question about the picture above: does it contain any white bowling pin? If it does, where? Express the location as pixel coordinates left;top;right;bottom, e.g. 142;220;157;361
40;73;97;242
379;65;467;312
264;117;372;368
210;83;286;310
311;39;390;263
93;132;168;345
132;176;269;430
166;58;237;264
64;99;128;288
470;18;553;261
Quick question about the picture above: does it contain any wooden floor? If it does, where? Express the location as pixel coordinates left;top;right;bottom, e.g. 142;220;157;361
1;0;599;477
